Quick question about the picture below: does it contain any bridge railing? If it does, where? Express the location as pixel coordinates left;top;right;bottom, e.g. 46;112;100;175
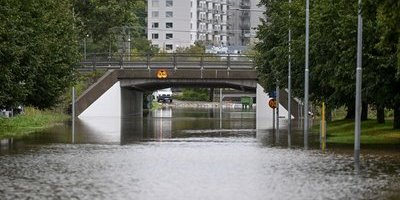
79;53;254;71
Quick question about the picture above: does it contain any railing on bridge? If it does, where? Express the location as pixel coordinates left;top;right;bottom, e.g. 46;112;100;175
79;53;254;71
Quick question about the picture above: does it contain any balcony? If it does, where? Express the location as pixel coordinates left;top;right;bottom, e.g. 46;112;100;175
240;24;250;30
197;7;207;12
213;9;221;14
240;13;250;20
198;29;207;33
239;3;250;9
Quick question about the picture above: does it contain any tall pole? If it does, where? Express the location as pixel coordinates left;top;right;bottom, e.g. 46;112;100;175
355;0;363;162
276;84;280;135
304;0;310;149
72;87;76;144
220;88;223;129
288;0;292;147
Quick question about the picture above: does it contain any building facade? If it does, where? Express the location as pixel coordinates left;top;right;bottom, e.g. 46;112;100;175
147;0;264;52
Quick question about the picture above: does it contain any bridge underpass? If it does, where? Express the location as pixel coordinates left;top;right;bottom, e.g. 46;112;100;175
76;53;302;129
76;68;257;116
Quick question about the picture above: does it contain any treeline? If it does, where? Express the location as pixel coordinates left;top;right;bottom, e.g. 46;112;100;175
0;0;147;109
255;0;400;129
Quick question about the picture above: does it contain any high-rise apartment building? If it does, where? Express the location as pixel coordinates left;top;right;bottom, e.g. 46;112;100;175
147;0;264;52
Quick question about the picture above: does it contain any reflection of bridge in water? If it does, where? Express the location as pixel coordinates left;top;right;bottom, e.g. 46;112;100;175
76;53;301;126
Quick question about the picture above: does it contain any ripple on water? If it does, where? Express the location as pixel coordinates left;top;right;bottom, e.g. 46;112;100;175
0;139;399;200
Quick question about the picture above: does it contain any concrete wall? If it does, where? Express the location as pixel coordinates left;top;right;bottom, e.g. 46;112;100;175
256;84;288;130
76;70;118;117
121;88;143;116
79;81;121;118
78;81;143;118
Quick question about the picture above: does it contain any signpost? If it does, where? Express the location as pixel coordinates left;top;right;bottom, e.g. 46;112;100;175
156;69;168;79
269;98;277;131
268;98;277;109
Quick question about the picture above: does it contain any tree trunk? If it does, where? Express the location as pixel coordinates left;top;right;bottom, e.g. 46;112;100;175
345;105;355;119
394;105;400;129
361;102;368;121
209;88;214;102
377;104;385;124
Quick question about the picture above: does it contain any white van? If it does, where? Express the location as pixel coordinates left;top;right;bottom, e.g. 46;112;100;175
153;88;173;103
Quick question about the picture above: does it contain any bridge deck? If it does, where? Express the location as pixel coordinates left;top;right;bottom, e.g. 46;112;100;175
79;53;254;71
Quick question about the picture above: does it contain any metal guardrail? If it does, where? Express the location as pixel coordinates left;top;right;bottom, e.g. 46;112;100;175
79;53;254;71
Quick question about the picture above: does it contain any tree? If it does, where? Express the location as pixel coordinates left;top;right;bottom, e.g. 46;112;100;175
255;0;400;129
0;0;79;109
373;0;400;129
72;0;146;53
0;0;32;107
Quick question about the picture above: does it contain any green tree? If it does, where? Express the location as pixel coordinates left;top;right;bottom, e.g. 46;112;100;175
255;0;400;129
72;0;146;53
0;0;79;109
373;0;400;128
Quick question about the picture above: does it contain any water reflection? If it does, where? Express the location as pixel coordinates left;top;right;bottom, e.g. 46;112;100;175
120;108;256;144
0;108;399;200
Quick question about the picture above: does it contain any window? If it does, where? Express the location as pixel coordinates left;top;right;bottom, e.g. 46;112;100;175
152;22;159;28
166;0;173;7
152;33;159;39
152;11;159;18
166;11;173;18
166;33;173;39
166;22;173;28
152;0;159;7
165;44;173;50
200;12;206;20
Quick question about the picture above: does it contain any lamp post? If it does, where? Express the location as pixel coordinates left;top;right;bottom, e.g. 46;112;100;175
355;0;363;163
288;0;292;147
304;0;310;149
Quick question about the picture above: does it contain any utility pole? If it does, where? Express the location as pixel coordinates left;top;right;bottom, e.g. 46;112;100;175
304;0;310;149
355;0;363;163
288;0;292;147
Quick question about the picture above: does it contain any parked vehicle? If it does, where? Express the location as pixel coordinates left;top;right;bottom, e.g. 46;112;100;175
153;88;173;103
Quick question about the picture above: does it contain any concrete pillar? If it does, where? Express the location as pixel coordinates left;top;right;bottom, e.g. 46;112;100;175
121;87;143;116
209;88;214;102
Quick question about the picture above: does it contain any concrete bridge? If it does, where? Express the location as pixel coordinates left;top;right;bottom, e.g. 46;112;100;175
76;53;301;126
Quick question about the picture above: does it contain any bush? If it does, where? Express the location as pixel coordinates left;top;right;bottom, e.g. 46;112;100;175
175;88;209;101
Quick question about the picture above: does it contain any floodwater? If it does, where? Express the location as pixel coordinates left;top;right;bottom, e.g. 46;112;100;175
0;107;399;200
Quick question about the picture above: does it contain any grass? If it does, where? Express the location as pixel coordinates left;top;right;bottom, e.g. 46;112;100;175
0;107;69;139
313;119;400;145
151;101;162;110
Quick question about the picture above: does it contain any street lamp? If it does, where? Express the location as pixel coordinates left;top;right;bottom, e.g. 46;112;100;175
304;0;310;149
288;0;292;147
355;0;363;163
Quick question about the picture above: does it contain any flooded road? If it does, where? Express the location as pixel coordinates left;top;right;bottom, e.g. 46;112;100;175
0;108;399;200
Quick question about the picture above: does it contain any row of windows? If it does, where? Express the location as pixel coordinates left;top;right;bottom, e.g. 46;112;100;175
152;33;174;40
152;22;173;29
152;44;174;51
152;33;226;41
152;11;173;18
152;0;173;7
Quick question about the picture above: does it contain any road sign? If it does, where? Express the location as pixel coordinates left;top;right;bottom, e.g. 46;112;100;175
268;98;277;109
156;69;168;79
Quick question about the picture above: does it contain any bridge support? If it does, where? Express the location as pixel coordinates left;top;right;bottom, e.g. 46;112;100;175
121;88;143;116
